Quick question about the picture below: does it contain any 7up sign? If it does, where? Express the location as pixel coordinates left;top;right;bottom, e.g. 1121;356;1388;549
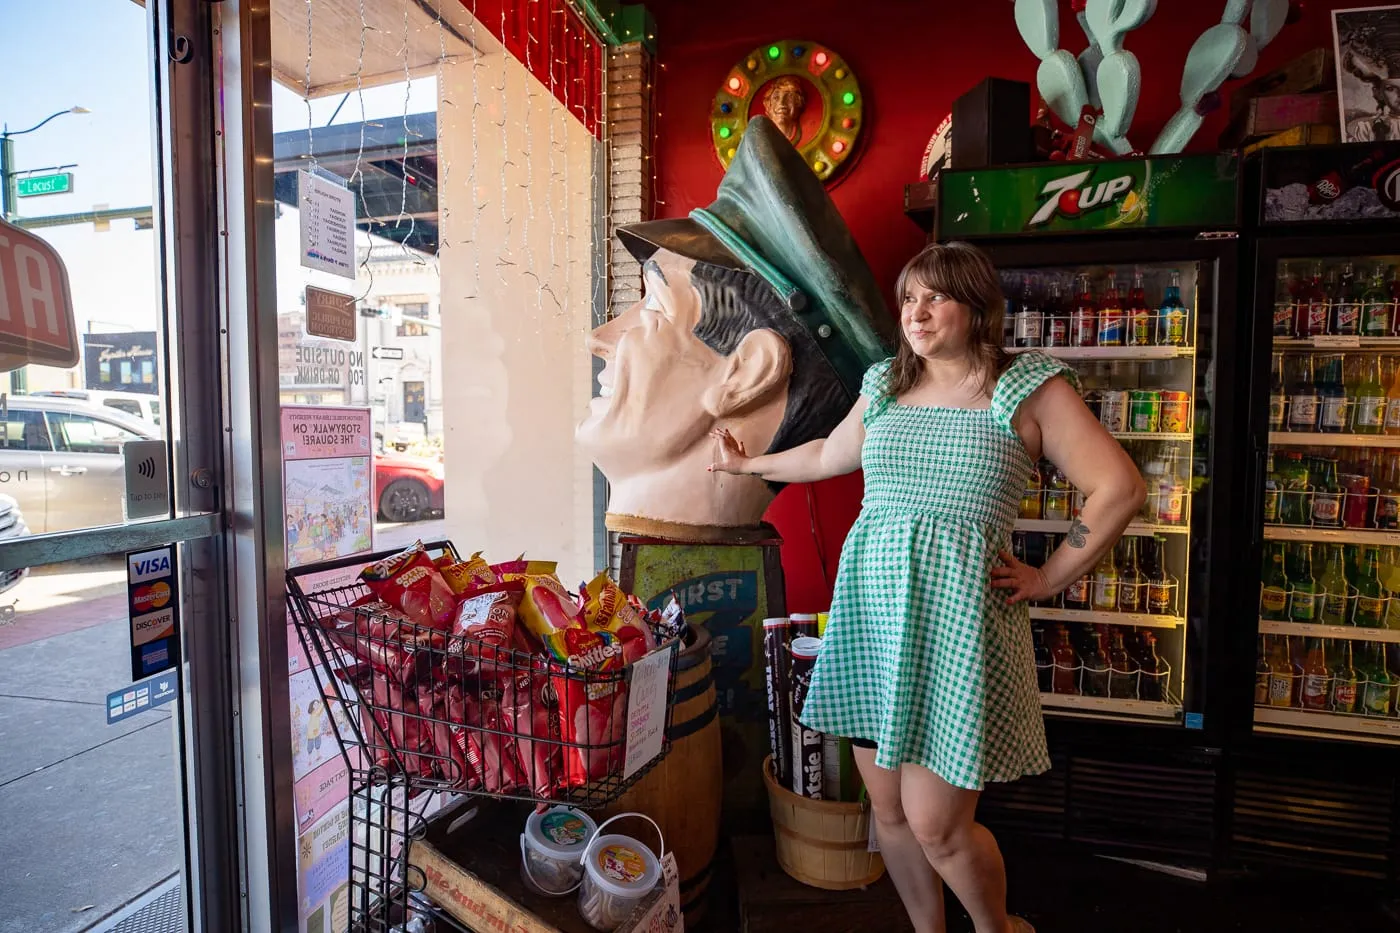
937;154;1239;239
1028;169;1137;227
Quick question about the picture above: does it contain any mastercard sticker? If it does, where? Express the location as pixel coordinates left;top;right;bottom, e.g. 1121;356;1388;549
132;581;172;612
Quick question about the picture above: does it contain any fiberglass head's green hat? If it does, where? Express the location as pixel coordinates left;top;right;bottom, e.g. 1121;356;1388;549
616;116;894;398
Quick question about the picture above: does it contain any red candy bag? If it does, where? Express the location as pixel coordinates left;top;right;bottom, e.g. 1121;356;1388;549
361;542;457;630
437;551;496;595
500;672;562;798
581;573;657;665
449;582;521;676
546;626;628;786
320;597;434;685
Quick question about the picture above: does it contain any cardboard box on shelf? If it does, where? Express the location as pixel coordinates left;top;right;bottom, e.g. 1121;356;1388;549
1242;124;1341;157
1223;93;1340;147
1228;47;1336;120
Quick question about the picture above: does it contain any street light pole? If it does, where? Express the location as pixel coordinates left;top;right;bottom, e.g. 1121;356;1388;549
0;107;89;222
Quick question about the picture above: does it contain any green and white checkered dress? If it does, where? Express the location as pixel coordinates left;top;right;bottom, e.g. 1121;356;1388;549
800;351;1078;790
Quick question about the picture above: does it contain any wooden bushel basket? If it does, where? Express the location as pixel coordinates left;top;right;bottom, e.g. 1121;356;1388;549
762;755;885;891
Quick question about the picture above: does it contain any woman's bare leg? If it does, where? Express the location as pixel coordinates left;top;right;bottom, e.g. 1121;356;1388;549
852;746;946;933
898;762;1012;933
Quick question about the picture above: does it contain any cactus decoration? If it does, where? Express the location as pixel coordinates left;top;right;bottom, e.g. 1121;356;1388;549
1015;0;1292;155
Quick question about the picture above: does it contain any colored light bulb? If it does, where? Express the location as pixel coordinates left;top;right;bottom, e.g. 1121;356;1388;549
832;140;846;154
719;126;732;139
842;91;856;105
728;77;741;91
814;51;828;66
768;45;781;59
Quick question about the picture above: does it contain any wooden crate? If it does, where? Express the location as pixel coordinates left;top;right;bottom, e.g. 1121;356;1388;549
1229;47;1335;121
409;803;671;933
1222;93;1339;147
1243;124;1340;157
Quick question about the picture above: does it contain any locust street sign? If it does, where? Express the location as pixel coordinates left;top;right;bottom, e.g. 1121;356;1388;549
16;173;73;198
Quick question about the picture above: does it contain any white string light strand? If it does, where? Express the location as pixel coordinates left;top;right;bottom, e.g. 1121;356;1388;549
395;0;424;265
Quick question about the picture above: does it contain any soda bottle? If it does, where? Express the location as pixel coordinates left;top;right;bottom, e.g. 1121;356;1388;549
1293;262;1329;337
1318;544;1351;627
1331;641;1361;713
1300;638;1331;710
1272;263;1295;338
1069;273;1096;347
1137;632;1168;702
1353;545;1388;627
1051;625;1079;695
1385;355;1400;435
1159;270;1188;346
1098;278;1125;347
1288;543;1319;623
1310;458;1344;528
1268;636;1302;707
1285;354;1320;432
1014;276;1042;348
1255;636;1272;706
1354;354;1386;435
1080;627;1110;697
1260;541;1290;621
1092;548;1120;612
1331;263;1362;335
1033;625;1053;693
1277;451;1311;526
1317;355;1349;434
1043;278;1069;347
1118;537;1146;614
1359;642;1394;716
1376;450;1400;530
1043;462;1072;521
1156;447;1188;526
1019;461;1043;519
1144;536;1174;615
1107;630;1140;699
1127;269;1153;346
1361;266;1393;337
1268;353;1286;432
1002;276;1019;347
1063;570;1092;610
1262;452;1283;526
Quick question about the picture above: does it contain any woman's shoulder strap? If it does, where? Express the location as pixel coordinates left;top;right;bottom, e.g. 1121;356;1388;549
991;351;1080;431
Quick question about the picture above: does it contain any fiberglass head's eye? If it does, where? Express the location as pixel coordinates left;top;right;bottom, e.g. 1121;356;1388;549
643;292;663;312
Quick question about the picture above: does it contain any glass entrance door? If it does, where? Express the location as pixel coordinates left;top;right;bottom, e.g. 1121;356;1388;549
0;2;241;931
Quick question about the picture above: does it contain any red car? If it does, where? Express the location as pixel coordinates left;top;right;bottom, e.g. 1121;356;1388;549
374;453;445;523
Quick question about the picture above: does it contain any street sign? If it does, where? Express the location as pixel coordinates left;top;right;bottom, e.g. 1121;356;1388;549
0;218;79;370
371;346;404;361
16;172;72;198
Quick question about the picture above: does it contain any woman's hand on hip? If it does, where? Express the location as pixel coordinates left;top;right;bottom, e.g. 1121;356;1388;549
707;428;752;475
991;549;1054;604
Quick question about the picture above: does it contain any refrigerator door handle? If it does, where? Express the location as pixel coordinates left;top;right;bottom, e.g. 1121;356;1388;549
1251;447;1267;548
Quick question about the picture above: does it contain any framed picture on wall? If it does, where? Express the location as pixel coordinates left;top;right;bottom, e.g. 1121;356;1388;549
1334;5;1400;142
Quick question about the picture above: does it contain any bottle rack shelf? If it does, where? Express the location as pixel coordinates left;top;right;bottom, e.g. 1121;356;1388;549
1275;337;1400;350
1263;526;1400;546
1269;432;1400;448
1028;607;1185;629
1016;518;1189;537
1039;693;1182;719
1113;432;1193;443
1258;619;1400;644
1254;706;1400;740
1009;346;1195;361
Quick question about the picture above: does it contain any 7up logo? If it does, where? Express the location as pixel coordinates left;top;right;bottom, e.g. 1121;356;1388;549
1028;169;1137;227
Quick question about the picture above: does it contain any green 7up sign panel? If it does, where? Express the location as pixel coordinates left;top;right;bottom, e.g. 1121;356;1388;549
938;153;1239;238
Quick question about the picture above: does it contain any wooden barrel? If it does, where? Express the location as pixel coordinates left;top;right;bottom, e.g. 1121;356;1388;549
603;625;722;925
762;755;885;891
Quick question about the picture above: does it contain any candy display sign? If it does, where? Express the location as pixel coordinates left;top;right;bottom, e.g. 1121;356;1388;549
1260;142;1400;223
938;153;1239;238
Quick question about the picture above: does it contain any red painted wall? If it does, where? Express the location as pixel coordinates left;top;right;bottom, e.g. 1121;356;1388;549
647;0;1369;612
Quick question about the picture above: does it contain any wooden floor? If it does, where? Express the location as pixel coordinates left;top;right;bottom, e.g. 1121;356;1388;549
714;834;1400;933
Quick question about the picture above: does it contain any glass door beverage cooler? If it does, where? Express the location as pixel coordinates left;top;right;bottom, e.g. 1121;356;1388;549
1244;143;1400;747
937;154;1243;750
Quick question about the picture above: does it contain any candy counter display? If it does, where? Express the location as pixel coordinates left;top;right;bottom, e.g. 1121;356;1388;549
1001;261;1204;725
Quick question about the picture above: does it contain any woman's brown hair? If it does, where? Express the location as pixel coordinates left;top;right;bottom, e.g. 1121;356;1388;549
886;241;1012;399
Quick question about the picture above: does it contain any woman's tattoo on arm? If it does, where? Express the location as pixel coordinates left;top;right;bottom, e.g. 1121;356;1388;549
1067;518;1090;548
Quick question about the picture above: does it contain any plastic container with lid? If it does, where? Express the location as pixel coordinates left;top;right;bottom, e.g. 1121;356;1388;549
576;813;665;931
519;806;599;897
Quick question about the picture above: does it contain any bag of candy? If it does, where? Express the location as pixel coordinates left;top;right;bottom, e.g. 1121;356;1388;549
448;581;522;676
437;551;496;595
360;542;457;630
580;573;657;664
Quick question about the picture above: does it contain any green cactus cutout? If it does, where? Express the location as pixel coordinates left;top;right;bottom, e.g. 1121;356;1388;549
1015;0;1288;156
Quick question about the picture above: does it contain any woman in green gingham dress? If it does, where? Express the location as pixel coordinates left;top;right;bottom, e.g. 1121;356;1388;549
710;243;1145;933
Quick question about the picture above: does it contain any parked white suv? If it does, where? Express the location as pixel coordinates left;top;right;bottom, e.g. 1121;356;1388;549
29;389;162;426
0;396;160;533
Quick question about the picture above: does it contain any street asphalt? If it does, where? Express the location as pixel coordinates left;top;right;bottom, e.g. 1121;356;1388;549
0;519;443;933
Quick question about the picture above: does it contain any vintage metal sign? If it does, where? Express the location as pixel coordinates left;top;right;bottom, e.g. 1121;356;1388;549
0;218;79;370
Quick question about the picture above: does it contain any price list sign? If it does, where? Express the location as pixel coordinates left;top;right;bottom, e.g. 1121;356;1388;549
298;170;356;280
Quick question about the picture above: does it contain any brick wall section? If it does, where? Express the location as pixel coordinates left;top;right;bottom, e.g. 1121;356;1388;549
606;41;654;317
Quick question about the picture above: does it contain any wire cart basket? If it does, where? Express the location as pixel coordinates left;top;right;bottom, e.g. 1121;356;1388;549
287;541;681;932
